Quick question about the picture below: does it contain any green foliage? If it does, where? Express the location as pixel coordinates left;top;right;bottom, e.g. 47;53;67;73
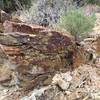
59;9;96;38
1;0;16;12
86;0;100;5
0;0;32;13
75;0;100;6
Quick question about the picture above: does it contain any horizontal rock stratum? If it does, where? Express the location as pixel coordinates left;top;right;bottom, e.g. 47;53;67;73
3;20;46;34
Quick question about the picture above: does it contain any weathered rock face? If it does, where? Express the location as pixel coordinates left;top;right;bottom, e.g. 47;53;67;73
0;32;72;88
0;46;8;64
0;9;11;23
73;46;86;68
3;21;46;34
0;10;11;33
96;36;100;54
0;31;73;70
0;23;4;32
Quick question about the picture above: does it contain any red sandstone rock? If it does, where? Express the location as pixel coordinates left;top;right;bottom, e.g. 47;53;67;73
2;45;22;56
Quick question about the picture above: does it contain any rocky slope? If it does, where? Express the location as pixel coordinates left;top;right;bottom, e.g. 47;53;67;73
0;9;100;100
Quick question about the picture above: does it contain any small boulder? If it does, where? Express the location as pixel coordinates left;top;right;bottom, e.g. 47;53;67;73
0;9;11;23
52;72;72;90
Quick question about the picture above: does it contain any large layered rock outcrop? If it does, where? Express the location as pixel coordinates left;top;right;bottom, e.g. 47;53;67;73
0;21;87;91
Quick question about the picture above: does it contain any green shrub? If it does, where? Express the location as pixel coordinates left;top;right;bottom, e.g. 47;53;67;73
75;0;100;6
59;9;96;39
86;0;100;5
0;0;32;13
